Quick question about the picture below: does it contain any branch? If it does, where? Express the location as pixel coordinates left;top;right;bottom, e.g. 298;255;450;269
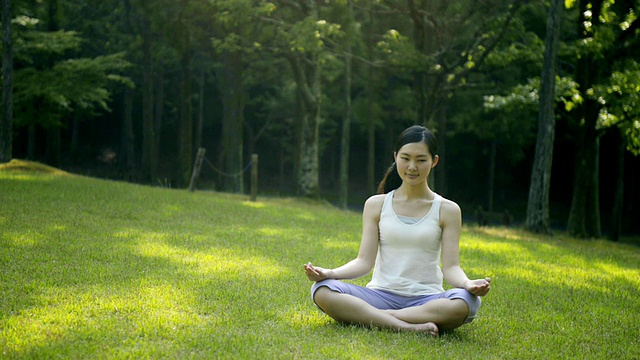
284;52;317;110
457;1;522;79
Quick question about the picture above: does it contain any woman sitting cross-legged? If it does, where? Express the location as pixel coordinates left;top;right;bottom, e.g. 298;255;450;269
304;125;491;337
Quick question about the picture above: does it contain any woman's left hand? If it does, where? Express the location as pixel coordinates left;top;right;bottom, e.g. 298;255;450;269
465;277;491;296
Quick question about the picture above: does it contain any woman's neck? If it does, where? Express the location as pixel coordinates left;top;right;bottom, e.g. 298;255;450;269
395;183;433;200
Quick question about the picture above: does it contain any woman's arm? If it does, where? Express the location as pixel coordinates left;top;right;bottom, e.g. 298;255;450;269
304;194;383;281
440;199;491;296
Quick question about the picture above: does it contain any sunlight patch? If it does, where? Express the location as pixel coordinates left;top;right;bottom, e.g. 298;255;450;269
134;241;286;278
4;232;39;247
258;227;284;237
282;307;329;328
242;201;266;209
323;238;358;251
462;239;527;255
1;284;212;355
472;227;531;241
593;261;640;287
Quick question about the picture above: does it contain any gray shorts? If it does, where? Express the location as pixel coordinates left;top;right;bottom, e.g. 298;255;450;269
311;279;481;324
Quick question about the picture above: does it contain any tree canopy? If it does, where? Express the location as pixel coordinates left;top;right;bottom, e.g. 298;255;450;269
1;0;639;238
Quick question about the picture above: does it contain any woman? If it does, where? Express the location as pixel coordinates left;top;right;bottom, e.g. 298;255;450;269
304;125;491;337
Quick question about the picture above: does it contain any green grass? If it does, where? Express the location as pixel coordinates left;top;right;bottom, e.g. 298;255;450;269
1;159;639;359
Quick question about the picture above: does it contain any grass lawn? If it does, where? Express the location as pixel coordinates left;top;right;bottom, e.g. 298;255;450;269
1;159;639;359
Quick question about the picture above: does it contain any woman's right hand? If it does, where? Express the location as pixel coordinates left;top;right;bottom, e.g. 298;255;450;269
304;262;332;282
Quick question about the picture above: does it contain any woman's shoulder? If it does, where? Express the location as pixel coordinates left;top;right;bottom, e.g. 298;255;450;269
437;195;461;215
362;193;386;217
364;193;386;208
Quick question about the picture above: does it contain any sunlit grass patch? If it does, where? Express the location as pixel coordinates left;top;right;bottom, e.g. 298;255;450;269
1;164;639;359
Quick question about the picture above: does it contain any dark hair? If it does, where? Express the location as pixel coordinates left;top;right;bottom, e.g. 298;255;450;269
377;125;438;194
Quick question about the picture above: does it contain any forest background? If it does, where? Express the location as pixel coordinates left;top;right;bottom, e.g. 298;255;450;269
1;0;639;240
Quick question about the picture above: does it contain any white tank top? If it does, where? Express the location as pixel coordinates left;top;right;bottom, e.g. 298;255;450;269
366;190;445;296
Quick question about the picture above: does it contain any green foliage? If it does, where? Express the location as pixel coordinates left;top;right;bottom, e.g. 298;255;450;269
376;29;430;70
593;61;640;155
1;162;639;358
13;53;132;127
484;76;582;113
8;4;132;129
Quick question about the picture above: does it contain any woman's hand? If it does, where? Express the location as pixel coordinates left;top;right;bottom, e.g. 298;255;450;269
304;262;332;282
465;277;491;296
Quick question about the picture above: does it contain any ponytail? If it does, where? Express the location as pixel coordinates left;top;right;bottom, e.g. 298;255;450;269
377;162;402;194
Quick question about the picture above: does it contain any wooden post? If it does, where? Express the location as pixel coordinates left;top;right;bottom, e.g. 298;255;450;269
188;147;206;192
250;154;258;201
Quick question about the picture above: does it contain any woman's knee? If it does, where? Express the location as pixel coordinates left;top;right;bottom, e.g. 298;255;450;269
440;299;470;329
313;286;339;310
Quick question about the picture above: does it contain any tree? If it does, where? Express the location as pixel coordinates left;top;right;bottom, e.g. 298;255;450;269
594;63;640;240
267;0;342;197
338;0;354;209
210;0;254;193
525;0;564;234
1;0;13;163
566;0;640;238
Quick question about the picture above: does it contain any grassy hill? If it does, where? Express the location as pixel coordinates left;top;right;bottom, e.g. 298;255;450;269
1;159;639;359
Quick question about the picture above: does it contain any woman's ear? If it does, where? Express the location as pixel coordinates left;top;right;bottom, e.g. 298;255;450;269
432;155;440;168
393;152;397;162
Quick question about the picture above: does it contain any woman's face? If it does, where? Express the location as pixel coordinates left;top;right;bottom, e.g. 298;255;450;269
394;141;438;186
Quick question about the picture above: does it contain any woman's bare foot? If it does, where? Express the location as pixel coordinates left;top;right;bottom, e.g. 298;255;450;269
411;322;439;337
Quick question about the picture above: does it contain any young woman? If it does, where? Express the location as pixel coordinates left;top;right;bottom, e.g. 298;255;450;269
304;125;491;337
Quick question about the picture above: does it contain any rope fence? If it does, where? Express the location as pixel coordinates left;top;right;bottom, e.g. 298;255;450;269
188;148;259;201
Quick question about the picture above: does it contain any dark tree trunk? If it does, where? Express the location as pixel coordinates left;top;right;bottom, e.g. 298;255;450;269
287;52;321;196
435;108;448;196
154;67;164;156
45;127;61;167
177;50;192;187
487;139;496;212
610;129;624;241
0;0;13;163
338;0;353;209
195;69;205;151
567;0;604;238
44;0;61;167
366;2;377;195
141;16;157;183
221;51;244;193
28;126;35;160
525;0;563;234
121;88;136;180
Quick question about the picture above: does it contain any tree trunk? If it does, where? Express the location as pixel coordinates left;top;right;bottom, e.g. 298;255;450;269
290;58;321;198
196;69;205;151
435;107;448;195
366;1;376;195
28;125;35;160
406;0;428;125
44;0;61;167
487;139;496;212
121;88;136;180
221;51;244;193
70;111;80;162
177;50;192;187
154;67;164;157
610;129;624;241
287;47;321;196
567;0;604;238
338;0;353;209
141;16;156;183
45;127;61;167
0;0;13;163
525;0;563;234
